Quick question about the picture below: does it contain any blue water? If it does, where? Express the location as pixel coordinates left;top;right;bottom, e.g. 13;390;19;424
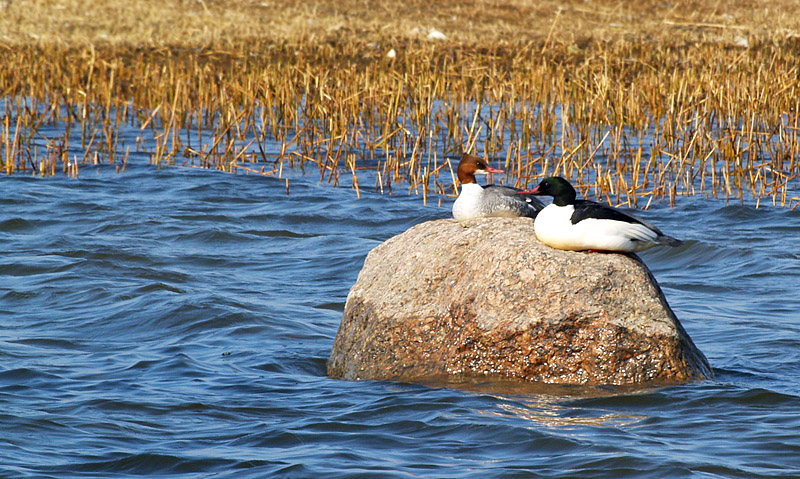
2;162;800;478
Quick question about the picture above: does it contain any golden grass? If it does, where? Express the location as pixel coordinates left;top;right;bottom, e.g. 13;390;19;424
3;0;800;47
2;0;800;208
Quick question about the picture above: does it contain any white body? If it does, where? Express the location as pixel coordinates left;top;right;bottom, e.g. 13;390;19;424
533;204;662;252
452;183;533;221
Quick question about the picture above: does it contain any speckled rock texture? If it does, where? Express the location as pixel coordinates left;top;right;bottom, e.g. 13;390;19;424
328;217;712;385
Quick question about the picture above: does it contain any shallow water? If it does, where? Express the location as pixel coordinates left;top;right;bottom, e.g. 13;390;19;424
2;162;800;478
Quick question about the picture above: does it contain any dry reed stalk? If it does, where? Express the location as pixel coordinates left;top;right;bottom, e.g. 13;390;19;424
1;0;799;206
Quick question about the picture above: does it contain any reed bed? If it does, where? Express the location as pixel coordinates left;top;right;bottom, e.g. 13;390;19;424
2;0;800;208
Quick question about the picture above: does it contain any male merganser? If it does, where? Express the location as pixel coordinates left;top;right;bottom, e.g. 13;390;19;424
452;154;544;220
520;176;683;252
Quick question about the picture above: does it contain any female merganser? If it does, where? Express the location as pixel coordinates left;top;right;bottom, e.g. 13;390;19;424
520;176;683;252
452;154;544;220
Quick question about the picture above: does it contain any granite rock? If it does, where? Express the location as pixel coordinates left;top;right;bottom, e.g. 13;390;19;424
328;217;712;385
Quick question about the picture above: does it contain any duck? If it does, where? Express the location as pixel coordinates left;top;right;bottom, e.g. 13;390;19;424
452;153;544;221
519;176;683;252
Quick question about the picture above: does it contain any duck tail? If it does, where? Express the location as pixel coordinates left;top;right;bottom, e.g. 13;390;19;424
657;235;684;247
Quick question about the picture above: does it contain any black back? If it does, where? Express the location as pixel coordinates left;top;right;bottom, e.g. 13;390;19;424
571;199;664;235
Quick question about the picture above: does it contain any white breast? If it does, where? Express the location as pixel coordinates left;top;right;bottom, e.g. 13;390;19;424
452;183;485;220
533;204;583;250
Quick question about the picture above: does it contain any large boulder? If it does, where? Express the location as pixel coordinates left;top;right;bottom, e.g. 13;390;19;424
328;217;712;385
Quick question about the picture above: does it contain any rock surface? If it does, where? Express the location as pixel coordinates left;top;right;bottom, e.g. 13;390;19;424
328;217;712;385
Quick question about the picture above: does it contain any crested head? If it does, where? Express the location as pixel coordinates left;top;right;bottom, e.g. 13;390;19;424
530;177;577;206
456;153;503;184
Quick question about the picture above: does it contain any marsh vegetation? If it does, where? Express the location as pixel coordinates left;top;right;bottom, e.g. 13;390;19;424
2;0;800;208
